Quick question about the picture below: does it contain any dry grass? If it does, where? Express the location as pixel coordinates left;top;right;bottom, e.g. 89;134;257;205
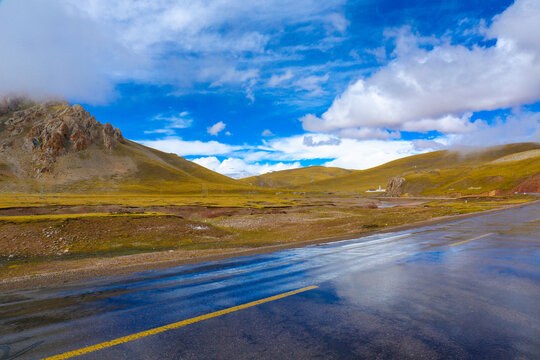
246;143;540;196
0;212;170;223
243;166;353;188
0;191;307;208
1;195;531;280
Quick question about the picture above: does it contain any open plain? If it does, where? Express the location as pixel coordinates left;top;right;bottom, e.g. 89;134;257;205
1;192;536;288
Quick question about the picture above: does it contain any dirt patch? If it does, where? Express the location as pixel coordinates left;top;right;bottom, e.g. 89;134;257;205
513;172;540;193
0;205;286;217
148;206;289;219
0;198;385;218
0;215;231;259
485;175;504;183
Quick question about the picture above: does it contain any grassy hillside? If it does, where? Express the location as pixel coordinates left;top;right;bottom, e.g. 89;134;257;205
243;166;352;188
2;101;538;198
0;138;250;194
53;140;255;194
247;143;540;196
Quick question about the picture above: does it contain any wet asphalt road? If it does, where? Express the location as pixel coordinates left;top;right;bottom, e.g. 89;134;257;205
1;203;539;359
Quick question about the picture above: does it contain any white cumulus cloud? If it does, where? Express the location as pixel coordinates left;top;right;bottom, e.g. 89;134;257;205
262;129;275;137
302;0;540;138
447;110;540;147
192;156;301;178
245;134;422;170
303;135;341;146
138;137;240;156
207;121;226;136
0;0;348;102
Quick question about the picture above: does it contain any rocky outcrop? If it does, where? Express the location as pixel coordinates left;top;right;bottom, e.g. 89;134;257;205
1;101;125;175
385;175;405;197
70;129;88;151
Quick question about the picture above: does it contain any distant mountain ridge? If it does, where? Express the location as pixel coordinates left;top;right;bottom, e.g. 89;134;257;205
1;99;538;196
242;143;540;196
243;166;353;188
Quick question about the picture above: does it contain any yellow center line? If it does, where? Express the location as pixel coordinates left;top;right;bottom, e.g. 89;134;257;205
449;233;494;247
42;285;319;360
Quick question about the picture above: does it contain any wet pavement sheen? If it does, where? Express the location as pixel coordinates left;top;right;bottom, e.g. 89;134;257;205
1;203;539;359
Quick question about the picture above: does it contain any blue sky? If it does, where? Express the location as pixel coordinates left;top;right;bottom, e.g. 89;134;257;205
1;0;539;177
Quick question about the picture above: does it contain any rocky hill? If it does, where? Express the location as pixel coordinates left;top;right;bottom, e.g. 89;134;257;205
1;99;124;176
0;99;242;193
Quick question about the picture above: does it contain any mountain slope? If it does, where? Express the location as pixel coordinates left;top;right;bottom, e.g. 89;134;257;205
2;99;538;197
243;166;353;188
0;99;243;193
246;143;540;196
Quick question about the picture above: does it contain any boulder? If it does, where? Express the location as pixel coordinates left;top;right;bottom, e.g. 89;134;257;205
385;176;405;197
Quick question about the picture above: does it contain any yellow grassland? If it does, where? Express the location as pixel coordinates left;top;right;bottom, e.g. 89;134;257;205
0;194;535;280
0;212;172;223
0;191;314;208
243;166;352;188
246;142;540;195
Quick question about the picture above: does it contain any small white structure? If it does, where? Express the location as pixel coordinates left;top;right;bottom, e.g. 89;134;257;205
365;185;386;193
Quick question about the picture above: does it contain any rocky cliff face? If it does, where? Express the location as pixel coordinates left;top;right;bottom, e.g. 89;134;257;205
385;175;405;197
0;101;124;176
